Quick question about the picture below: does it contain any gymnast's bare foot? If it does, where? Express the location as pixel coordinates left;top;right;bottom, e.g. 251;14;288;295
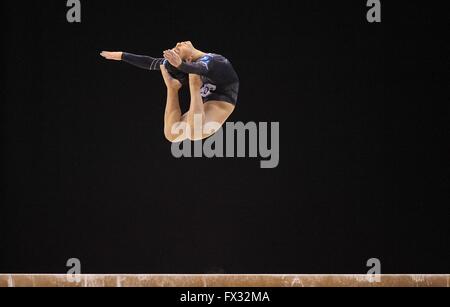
160;65;182;91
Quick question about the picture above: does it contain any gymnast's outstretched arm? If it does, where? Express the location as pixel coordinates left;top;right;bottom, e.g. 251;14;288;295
100;51;164;70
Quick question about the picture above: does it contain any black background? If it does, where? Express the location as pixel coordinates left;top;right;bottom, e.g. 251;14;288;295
1;0;448;274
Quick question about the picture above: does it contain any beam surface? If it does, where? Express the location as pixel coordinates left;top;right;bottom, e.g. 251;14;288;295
0;275;448;287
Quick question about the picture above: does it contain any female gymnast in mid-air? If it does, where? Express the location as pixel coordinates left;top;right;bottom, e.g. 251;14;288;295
100;41;239;142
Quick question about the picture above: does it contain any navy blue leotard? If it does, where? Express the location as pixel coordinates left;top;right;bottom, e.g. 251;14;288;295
122;52;239;105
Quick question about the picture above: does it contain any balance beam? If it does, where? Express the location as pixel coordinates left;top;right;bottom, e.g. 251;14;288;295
0;275;448;287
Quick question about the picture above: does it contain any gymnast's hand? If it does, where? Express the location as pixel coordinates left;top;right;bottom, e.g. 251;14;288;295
100;51;123;61
163;49;182;68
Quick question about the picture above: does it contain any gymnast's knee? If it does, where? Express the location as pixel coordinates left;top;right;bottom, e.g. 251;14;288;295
164;127;182;143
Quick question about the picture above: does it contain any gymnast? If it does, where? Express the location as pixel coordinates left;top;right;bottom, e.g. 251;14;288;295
100;41;239;142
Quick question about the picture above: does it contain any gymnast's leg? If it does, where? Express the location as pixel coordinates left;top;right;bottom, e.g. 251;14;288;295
160;66;186;142
186;74;236;141
186;74;207;140
161;68;235;142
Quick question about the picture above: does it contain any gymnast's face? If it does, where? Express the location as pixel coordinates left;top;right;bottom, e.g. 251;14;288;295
173;41;195;61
